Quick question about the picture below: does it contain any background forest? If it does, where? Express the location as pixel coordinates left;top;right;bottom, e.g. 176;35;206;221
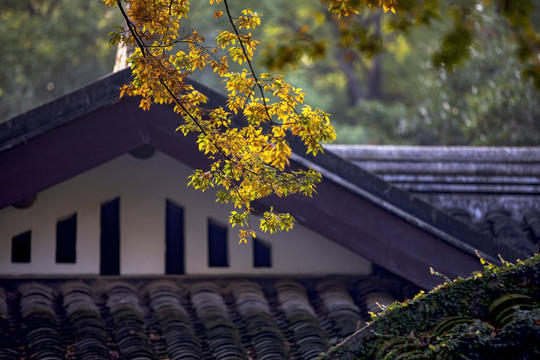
1;0;539;146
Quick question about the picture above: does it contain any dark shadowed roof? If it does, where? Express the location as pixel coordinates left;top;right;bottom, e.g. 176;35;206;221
0;69;510;288
327;145;540;260
0;275;407;360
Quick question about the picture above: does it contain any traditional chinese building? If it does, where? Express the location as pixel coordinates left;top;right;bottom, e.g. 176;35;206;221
0;69;537;359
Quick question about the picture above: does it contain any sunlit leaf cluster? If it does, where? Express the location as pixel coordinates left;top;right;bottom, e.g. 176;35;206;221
103;0;343;242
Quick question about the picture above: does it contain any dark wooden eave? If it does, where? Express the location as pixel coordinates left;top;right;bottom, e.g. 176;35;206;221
0;69;495;289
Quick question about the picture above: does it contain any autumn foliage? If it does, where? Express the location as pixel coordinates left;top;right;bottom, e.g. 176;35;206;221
103;0;373;242
103;0;540;242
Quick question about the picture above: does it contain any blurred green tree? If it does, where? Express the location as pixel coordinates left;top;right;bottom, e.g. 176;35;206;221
2;0;539;146
251;0;540;145
0;0;121;122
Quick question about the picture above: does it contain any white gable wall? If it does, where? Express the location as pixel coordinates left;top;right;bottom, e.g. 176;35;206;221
0;151;371;276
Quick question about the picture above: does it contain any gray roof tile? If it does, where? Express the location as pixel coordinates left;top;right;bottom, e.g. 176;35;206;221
0;276;404;359
327;145;540;260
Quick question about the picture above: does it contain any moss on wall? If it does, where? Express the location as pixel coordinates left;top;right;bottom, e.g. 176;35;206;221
320;254;540;360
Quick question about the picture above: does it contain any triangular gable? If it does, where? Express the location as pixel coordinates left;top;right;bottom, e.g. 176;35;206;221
0;69;493;288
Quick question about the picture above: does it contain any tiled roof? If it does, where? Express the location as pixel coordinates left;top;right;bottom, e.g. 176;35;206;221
0;276;408;359
326;145;540;260
446;208;540;258
325;145;540;218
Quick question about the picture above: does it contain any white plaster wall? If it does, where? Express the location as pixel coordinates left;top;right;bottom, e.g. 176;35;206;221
0;151;371;276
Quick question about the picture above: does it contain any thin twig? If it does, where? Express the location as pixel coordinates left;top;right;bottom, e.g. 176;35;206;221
117;1;147;56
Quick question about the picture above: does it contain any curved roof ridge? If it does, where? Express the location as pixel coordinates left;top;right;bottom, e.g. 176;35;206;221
325;144;540;163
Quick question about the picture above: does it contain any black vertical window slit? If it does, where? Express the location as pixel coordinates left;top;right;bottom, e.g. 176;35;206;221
166;200;185;274
208;220;228;267
100;197;120;275
253;238;272;268
56;213;77;263
12;231;31;263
